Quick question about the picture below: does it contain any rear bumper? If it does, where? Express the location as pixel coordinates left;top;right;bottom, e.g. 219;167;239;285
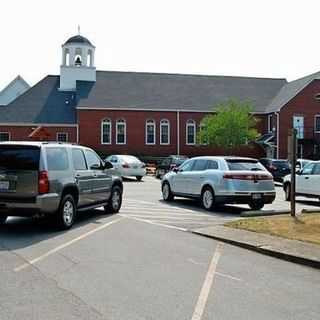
0;193;60;217
215;192;276;205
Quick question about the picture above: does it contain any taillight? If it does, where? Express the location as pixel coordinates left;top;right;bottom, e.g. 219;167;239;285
38;170;49;194
122;162;130;168
223;173;272;181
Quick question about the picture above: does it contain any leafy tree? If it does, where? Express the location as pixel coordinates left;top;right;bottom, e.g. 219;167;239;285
198;99;259;149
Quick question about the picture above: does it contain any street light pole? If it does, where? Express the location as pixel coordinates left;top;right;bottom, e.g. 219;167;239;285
290;128;297;217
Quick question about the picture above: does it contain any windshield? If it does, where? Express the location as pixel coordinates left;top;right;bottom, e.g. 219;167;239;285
273;160;290;169
0;145;40;170
227;160;265;171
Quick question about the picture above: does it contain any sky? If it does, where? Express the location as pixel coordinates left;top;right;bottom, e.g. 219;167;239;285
0;0;319;89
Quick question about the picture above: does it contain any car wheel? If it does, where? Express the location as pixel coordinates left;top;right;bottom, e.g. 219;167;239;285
136;176;143;182
162;182;174;201
249;201;264;210
0;215;8;225
104;186;122;214
56;194;76;230
284;183;291;201
201;186;215;211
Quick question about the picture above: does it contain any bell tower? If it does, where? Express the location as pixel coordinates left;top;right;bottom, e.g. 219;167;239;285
59;31;96;91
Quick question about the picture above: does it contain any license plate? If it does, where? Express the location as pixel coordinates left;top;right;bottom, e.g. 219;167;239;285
252;193;262;199
0;181;9;191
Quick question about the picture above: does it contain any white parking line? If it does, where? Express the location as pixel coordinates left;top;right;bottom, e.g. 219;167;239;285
14;217;124;272
120;213;224;220
191;243;223;320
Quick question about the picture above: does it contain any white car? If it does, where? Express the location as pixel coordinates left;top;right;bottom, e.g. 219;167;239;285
105;155;146;181
161;156;275;210
283;161;320;200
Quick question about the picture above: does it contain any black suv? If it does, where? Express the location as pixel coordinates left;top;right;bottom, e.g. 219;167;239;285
259;158;291;182
156;155;188;179
0;142;123;229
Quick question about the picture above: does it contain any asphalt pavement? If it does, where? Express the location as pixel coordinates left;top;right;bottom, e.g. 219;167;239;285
0;176;319;320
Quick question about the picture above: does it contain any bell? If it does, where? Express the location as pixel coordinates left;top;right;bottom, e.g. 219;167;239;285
75;56;82;66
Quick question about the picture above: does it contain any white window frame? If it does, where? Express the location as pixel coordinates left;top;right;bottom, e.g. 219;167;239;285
145;119;156;145
56;132;68;142
268;114;273;133
101;119;112;145
186;120;196;145
0;132;10;141
160;119;170;145
315;115;320;133
116;119;126;145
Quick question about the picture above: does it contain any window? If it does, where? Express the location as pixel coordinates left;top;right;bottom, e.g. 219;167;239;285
227;159;265;171
160;119;170;145
84;149;102;169
46;148;69;171
186;120;196;145
179;160;194;172
72;149;87;170
268;114;273;133
0;132;10;141
56;132;68;142
315;115;320;132
192;159;208;171
302;163;315;175
101;119;112;144
207;160;219;170
116;119;126;144
313;163;320;175
146;119;156;145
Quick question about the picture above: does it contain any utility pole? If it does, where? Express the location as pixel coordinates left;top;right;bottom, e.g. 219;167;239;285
290;128;297;217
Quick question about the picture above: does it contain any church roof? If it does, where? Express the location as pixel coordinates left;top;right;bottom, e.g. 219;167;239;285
64;35;93;46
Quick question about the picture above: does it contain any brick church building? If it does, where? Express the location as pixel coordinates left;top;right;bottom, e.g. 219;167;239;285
1;33;320;160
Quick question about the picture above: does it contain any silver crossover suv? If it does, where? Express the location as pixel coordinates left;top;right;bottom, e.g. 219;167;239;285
0;142;123;229
161;156;275;210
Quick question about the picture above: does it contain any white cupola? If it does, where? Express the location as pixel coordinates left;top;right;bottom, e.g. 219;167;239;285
59;33;96;91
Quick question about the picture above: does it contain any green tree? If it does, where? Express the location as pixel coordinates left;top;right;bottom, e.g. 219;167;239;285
198;99;259;149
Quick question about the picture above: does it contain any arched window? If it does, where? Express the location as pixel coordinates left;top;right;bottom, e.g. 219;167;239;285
186;120;196;145
101;119;111;144
160;119;170;145
87;49;92;67
75;48;82;66
116;119;126;144
146;119;156;145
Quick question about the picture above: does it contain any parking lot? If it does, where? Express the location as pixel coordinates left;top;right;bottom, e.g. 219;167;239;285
1;176;320;320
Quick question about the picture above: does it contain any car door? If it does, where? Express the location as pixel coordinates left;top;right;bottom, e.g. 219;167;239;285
188;159;209;196
84;149;112;204
171;159;194;194
305;163;320;196
296;162;315;195
71;148;92;207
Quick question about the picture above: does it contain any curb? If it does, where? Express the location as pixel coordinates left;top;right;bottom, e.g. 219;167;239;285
301;209;320;214
191;230;320;270
240;209;290;217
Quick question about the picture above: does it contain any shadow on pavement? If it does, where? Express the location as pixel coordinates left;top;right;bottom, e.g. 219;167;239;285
0;209;116;251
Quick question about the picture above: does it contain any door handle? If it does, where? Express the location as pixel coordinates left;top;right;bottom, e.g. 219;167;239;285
75;174;81;178
305;177;309;179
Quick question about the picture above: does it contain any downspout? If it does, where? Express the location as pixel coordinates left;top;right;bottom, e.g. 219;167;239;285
276;111;280;159
177;110;180;156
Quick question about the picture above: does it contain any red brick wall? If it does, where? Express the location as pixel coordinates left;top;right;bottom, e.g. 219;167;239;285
279;79;320;158
78;109;266;158
0;126;77;142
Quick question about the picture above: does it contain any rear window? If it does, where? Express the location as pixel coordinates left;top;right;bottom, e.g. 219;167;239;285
173;158;187;166
46;147;69;171
227;160;265;171
0;145;40;170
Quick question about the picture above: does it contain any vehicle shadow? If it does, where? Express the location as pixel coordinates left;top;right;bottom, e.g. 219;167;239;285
0;209;117;251
157;198;246;217
122;177;145;183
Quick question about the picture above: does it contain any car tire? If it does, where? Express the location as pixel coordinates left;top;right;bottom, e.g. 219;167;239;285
136;176;143;182
0;215;8;225
284;183;291;201
201;186;215;211
104;186;122;214
56;194;76;230
249;201;264;210
162;182;174;201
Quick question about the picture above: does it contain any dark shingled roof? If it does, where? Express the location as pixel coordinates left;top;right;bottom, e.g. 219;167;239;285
77;71;287;112
64;35;93;46
0;76;76;124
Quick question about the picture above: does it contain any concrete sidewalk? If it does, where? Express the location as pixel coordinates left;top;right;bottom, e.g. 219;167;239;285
192;225;320;269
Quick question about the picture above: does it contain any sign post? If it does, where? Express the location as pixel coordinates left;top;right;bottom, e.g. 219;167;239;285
290;128;297;217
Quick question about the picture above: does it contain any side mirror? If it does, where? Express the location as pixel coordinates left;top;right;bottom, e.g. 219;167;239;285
173;167;179;173
104;161;113;170
296;170;302;175
90;163;102;170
